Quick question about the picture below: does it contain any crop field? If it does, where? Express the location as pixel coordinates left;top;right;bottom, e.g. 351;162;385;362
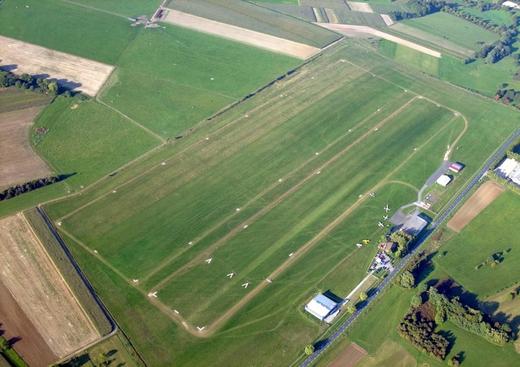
401;12;499;51
0;0;138;64
0;213;101;366
165;0;341;48
0;88;51;190
100;24;300;137
163;9;320;59
0;35;115;96
436;189;520;297
37;39;520;366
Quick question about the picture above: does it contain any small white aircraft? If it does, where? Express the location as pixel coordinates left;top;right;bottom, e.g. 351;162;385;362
369;192;376;198
132;279;139;284
148;291;158;298
242;282;250;289
205;258;213;264
384;204;390;213
197;326;206;332
378;222;385;228
226;272;235;279
383;215;389;221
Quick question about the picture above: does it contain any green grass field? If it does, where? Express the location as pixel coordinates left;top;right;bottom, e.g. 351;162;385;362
402;12;499;51
436;189;520;297
100;24;300;137
0;0;138;64
69;0;161;17
31;97;160;190
379;39;520;97
165;0;341;48
39;39;520;366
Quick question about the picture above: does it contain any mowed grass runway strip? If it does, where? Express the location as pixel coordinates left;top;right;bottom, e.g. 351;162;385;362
43;41;520;366
154;99;457;328
0;0;138;65
100;24;300;137
57;53;459;332
436;190;520;296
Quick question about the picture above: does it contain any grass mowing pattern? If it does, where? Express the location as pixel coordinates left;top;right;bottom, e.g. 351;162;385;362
43;40;520;366
101;24;300;137
435;190;520;297
0;0;137;64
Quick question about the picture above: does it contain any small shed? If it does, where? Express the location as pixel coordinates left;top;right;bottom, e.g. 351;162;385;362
449;162;464;173
436;174;453;187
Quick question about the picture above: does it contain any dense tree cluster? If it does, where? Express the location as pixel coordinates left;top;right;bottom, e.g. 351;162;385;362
398;310;450;360
0;176;67;201
391;0;451;20
0;69;62;95
399;270;416;288
495;86;520;107
389;230;414;258
428;287;510;345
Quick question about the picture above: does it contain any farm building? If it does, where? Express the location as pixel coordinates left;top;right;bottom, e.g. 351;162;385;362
449;162;464;173
503;0;520;10
305;293;341;323
495;158;520;186
436;174;453;187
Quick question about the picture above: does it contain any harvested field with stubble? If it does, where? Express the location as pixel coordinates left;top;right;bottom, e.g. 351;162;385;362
447;180;505;232
329;342;367;367
0;35;114;96
0;89;51;190
0;213;100;363
163;9;320;59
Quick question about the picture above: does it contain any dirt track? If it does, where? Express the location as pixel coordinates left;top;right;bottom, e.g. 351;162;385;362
447;180;504;232
0;214;100;360
316;23;442;58
0;35;114;96
329;342;367;367
163;9;320;59
0;106;51;190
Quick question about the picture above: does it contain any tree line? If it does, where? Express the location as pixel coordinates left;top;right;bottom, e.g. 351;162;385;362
0;69;71;96
0;175;70;201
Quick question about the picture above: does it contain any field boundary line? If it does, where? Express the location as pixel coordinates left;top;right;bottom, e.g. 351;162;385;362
59;0;129;19
196;111;461;336
148;96;419;291
96;97;166;143
141;89;408;282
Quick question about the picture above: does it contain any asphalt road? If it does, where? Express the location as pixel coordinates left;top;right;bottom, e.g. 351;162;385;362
300;128;520;367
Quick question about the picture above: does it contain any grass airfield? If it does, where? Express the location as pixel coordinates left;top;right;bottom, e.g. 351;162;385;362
41;39;520;366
